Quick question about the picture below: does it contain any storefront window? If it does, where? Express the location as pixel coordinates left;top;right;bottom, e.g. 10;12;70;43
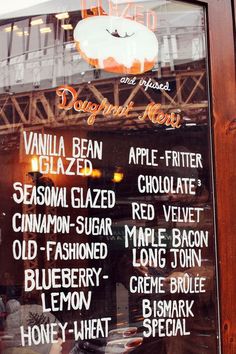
0;1;220;354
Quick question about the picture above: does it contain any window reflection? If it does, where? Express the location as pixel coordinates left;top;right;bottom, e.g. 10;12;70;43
0;0;207;92
0;1;219;354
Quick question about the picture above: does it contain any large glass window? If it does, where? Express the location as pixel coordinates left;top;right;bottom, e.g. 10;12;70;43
0;1;220;354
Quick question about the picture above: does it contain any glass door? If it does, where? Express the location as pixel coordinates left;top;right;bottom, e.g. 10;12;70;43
1;1;234;353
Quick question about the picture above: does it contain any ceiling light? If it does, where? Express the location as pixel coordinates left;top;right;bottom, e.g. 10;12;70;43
31;157;39;172
4;27;12;32
91;169;102;178
61;24;73;30
112;172;124;183
16;30;29;36
40;27;52;34
55;12;69;20
31;18;43;26
4;25;18;32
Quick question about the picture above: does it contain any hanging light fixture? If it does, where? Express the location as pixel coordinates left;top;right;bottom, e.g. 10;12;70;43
55;12;69;20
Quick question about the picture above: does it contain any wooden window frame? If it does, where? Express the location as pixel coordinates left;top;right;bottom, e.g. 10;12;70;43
188;0;236;353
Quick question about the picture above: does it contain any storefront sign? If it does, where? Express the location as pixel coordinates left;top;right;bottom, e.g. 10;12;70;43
0;1;220;354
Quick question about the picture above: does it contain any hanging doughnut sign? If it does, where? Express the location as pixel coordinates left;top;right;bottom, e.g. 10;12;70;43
73;16;158;74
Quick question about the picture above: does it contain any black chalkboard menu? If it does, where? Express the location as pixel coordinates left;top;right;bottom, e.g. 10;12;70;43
0;1;221;353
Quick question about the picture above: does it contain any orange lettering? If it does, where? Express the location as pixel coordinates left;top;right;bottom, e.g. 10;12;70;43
56;86;77;110
56;85;181;128
146;11;157;31
134;5;145;25
120;3;133;20
81;0;104;18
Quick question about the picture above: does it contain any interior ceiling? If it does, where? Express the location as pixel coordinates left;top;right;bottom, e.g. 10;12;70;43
0;0;170;20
